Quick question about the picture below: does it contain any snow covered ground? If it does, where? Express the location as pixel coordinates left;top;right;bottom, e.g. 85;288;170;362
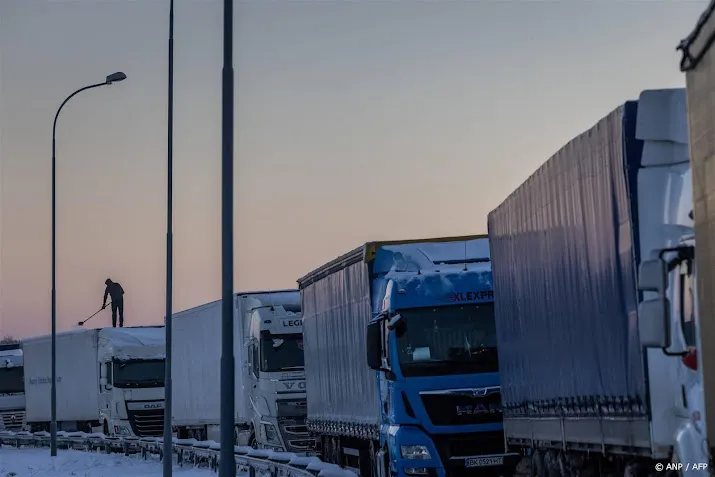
0;447;215;477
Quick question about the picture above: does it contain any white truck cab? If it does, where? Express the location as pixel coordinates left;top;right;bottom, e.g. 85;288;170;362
0;343;25;432
97;328;166;437
244;303;313;453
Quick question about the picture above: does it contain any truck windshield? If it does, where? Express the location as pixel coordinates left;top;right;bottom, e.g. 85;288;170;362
0;367;24;394
395;304;498;377
260;332;304;372
113;359;165;388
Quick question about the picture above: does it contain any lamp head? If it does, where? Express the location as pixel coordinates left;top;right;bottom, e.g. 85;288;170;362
106;72;127;84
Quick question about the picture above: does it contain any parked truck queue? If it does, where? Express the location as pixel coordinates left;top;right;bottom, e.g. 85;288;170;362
8;3;715;477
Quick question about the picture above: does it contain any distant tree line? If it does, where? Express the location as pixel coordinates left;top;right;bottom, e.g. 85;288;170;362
0;336;18;344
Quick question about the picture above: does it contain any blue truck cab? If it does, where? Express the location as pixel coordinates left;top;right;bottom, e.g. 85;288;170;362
299;235;516;477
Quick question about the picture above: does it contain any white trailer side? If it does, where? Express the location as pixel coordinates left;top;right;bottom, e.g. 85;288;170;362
171;299;228;426
23;329;100;423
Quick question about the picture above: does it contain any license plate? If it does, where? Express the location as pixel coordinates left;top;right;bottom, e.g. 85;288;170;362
465;456;504;468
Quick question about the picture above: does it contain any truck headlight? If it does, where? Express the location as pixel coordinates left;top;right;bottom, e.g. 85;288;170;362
262;423;281;445
401;445;431;460
116;425;132;436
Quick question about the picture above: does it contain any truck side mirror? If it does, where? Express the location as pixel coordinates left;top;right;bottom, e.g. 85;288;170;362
100;376;108;387
366;321;383;371
638;258;667;293
638;297;671;348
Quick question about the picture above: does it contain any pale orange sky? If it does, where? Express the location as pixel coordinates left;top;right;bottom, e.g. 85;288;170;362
0;0;704;338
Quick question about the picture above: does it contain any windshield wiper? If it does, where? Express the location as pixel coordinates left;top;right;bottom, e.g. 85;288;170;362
280;366;304;371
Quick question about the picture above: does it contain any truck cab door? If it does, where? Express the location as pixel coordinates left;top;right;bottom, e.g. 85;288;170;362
99;362;112;414
247;344;259;384
378;320;393;426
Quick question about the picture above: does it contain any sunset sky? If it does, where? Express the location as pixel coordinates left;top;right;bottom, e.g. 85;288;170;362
0;0;705;338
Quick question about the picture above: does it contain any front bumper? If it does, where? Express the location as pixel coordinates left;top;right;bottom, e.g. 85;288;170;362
394;429;519;477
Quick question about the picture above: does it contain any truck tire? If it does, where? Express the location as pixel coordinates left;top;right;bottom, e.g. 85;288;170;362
249;433;257;448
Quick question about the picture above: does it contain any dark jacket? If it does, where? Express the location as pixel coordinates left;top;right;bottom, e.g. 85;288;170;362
104;282;125;305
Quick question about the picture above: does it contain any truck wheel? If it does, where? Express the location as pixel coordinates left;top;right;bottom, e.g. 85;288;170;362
249;433;257;448
532;450;546;477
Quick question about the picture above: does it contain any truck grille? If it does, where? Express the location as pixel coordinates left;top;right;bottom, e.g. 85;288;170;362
277;415;315;452
127;409;164;437
420;388;502;426
0;409;25;431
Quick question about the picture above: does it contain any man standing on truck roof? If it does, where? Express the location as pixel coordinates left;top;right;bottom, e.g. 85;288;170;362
102;278;125;328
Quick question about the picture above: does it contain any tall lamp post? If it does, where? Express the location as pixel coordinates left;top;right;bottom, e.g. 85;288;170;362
163;0;175;475
219;0;235;474
50;71;127;457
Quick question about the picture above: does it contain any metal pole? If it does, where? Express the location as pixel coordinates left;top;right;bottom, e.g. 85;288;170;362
219;0;235;474
51;80;109;457
163;0;175;474
51;117;57;458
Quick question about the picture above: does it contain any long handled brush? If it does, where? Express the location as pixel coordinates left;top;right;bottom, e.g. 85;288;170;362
78;302;112;326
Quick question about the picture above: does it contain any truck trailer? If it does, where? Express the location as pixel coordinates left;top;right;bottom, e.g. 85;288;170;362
298;236;516;477
0;343;25;431
23;326;165;437
487;88;700;475
171;290;315;453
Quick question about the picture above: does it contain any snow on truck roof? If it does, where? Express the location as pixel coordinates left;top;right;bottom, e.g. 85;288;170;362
22;326;165;361
172;290;300;318
298;235;491;289
98;327;165;361
0;347;23;368
0;348;23;357
251;306;303;334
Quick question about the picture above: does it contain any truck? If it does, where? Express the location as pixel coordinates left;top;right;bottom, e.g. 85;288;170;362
298;236;517;477
23;326;165;437
171;290;315;454
0;343;26;431
486;88;704;475
646;4;715;470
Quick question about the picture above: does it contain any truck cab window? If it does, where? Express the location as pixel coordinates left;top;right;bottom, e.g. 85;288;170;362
381;320;390;369
395;304;498;377
0;366;23;394
251;345;260;378
259;331;304;373
112;359;165;388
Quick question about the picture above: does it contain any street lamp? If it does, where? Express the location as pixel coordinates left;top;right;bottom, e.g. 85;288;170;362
50;71;127;457
219;0;235;474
